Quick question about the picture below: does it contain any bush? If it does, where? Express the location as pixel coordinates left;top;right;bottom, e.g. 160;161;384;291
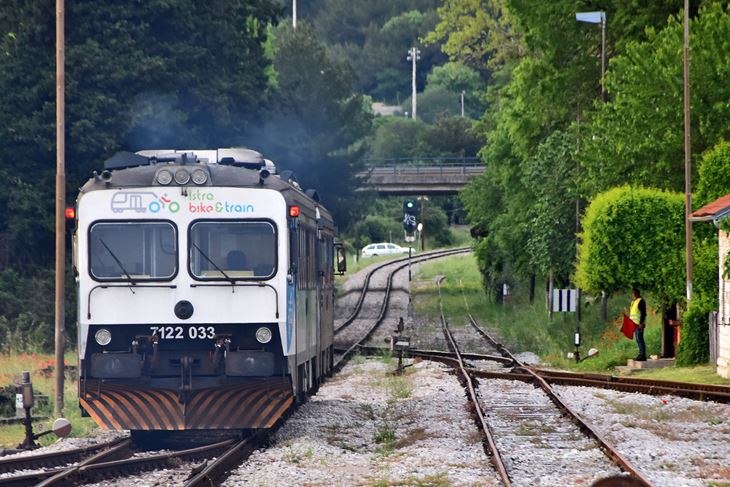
576;185;685;301
676;303;711;366
696;140;730;207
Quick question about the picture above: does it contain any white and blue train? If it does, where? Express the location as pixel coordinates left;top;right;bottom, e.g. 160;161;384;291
72;148;345;431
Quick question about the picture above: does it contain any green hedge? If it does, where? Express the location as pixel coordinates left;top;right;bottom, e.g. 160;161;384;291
676;303;711;366
576;185;685;301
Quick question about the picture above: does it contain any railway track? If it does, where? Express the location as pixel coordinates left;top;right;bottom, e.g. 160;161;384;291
436;277;655;486
335;247;470;333
0;437;243;486
333;247;470;368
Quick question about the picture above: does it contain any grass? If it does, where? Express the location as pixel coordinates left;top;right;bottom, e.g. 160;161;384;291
413;252;730;384
628;364;730;385
0;351;98;447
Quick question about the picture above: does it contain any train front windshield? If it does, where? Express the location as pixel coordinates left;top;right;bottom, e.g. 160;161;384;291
189;221;277;279
89;222;177;280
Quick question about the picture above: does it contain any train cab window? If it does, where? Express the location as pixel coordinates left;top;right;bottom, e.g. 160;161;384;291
89;221;177;281
189;221;276;280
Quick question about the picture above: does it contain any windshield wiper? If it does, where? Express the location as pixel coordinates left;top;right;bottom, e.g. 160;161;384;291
97;237;136;285
191;243;236;288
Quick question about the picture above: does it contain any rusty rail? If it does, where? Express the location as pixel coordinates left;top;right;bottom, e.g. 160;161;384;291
437;277;511;486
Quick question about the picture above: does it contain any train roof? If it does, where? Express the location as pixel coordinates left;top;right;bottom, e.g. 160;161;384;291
77;149;334;225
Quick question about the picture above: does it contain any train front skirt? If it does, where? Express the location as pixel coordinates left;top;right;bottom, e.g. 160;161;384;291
80;377;293;430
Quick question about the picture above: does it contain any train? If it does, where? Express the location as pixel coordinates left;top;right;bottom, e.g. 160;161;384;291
72;148;346;433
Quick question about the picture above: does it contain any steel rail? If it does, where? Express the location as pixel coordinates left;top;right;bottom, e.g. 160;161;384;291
0;438;236;487
333;248;471;370
0;436;128;475
356;345;730;402
461;309;654;484
35;438;134;487
184;434;262;487
335;248;470;333
452;280;654;486
436;277;512;486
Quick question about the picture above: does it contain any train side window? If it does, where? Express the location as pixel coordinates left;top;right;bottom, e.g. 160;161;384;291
89;221;177;281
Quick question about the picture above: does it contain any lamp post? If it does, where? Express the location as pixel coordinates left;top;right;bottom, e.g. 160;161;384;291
576;11;606;102
683;0;693;301
406;47;420;120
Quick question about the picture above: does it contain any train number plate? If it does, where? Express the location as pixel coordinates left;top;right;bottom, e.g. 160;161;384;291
150;326;216;340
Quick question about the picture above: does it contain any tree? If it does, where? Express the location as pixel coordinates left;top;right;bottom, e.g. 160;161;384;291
367;117;430;159
696;140;730;207
0;0;281;351
426;62;486;119
249;22;372;225
580;3;730;196
423;115;481;156
310;0;445;102
521;130;578;283
575;186;685;301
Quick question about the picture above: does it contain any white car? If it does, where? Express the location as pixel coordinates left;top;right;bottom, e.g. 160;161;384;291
361;242;415;257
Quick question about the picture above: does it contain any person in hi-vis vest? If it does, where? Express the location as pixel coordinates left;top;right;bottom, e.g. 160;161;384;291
630;288;647;361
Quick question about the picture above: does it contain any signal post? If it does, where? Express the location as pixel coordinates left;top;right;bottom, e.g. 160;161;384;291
403;199;417;281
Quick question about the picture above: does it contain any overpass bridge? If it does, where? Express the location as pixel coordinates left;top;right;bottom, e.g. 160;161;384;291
358;157;485;195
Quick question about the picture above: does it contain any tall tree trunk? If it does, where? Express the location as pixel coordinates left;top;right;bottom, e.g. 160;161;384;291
547;269;554;320
529;273;536;304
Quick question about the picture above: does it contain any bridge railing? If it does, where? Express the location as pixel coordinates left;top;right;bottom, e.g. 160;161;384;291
362;157;483;176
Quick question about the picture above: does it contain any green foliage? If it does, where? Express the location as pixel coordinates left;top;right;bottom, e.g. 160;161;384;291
576;186;685;301
696;140;730;207
424;62;487;119
367;114;479;158
253;22;372;225
581;3;730;195
521;130;577;281
425;0;521;71
0;0;282;352
403;86;461;123
676;303;711;366
310;0;444;103
368;118;430;159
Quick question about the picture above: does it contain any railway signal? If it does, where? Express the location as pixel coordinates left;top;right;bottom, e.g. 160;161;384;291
403;199;417;235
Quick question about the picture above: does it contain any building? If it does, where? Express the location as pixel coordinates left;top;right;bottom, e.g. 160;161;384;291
689;193;730;378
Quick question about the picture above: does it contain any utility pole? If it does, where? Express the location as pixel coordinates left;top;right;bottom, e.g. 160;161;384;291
292;0;297;29
684;0;693;301
460;91;465;117
54;0;66;416
406;47;420;120
600;13;606;102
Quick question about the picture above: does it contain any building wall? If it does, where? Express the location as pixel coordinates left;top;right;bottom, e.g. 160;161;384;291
718;230;730;378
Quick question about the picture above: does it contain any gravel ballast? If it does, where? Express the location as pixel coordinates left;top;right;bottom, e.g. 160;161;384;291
225;359;498;486
555;385;730;487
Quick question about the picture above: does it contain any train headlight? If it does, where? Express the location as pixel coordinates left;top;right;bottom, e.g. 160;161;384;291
156;169;173;185
174;169;191;185
191;169;208;185
255;327;272;344
94;328;112;346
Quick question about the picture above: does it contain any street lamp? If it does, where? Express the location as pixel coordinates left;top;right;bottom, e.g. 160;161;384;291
576;11;606;102
406;47;421;120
